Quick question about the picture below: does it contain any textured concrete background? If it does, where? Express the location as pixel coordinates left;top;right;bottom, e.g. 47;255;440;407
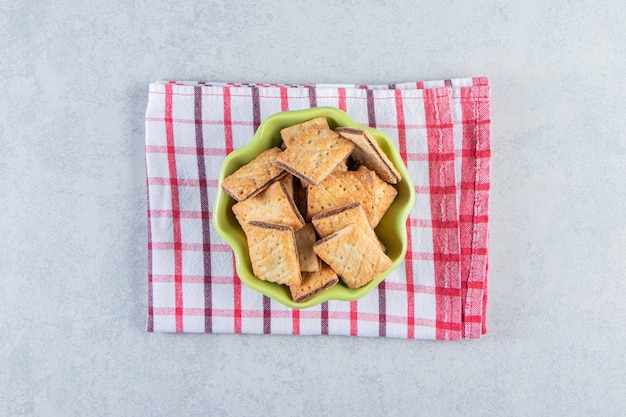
2;1;626;416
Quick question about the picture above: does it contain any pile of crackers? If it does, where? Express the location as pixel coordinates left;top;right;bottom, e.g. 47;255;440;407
221;117;401;303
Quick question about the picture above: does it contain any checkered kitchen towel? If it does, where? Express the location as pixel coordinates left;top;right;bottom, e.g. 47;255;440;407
144;78;490;340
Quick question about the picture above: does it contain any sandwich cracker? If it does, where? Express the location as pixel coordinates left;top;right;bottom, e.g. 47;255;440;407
357;166;398;227
221;147;286;201
311;202;385;251
313;224;393;289
306;170;377;227
289;263;339;303
336;127;400;184
232;181;304;235
246;221;302;287
280;117;330;148
276;127;354;186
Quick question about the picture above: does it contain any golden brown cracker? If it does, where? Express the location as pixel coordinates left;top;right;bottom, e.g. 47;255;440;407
357;166;398;228
246;221;301;287
280;117;330;148
289;263;339;303
306;170;377;227
276;128;354;186
311;202;385;251
221;147;286;201
232;181;304;235
336;127;401;184
294;223;320;272
313;224;393;289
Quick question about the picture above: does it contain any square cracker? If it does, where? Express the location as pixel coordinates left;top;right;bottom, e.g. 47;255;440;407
232;181;304;235
306;170;377;227
221;147;286;202
280;117;330;148
313;224;393;289
294;223;321;272
289;263;339;303
357;166;398;228
246;221;301;287
276;127;354;186
311;202;385;251
336;127;401;184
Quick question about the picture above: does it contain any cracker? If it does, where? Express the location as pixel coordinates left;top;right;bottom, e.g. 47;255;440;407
246;221;301;287
311;202;385;251
221;147;286;201
280;117;330;148
294;223;320;272
276;127;354;186
357;166;398;227
232;181;304;235
336;127;401;184
313;224;393;289
306;170;377;227
289;263;339;303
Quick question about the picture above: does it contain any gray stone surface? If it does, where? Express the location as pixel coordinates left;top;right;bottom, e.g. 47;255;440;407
1;0;625;415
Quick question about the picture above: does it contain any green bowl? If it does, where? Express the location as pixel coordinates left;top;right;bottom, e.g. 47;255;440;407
213;107;415;309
